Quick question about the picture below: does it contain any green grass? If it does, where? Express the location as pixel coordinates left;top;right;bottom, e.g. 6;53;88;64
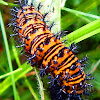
0;0;100;100
0;11;19;100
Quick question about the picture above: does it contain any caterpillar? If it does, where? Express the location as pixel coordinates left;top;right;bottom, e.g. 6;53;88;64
9;0;93;100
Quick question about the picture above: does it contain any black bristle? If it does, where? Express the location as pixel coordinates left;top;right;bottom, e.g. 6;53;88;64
79;70;82;74
76;95;82;100
42;23;46;31
69;42;78;54
18;0;27;20
24;0;27;5
69;43;75;50
18;0;26;15
31;61;35;66
49;83;67;100
27;60;31;64
48;75;60;84
45;64;50;70
62;39;67;43
83;91;90;96
18;0;22;6
10;8;18;13
72;46;78;54
11;13;19;18
27;54;37;61
85;77;94;80
31;0;34;7
47;75;52;80
37;2;42;11
20;49;24;54
14;6;19;11
77;82;83;87
24;0;28;6
48;22;55;30
16;44;25;48
87;84;93;87
59;31;64;37
55;31;64;40
10;33;19;37
16;26;22;29
86;73;92;76
56;85;66;100
55;34;60;40
80;64;86;67
7;23;12;28
80;56;88;64
43;12;49;21
13;28;19;32
8;22;17;27
40;68;46;77
10;18;17;21
64;72;70;82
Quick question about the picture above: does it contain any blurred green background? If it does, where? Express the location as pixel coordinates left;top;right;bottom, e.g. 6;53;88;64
0;0;100;100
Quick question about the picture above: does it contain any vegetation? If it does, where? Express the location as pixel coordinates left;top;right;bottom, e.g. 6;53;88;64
0;0;100;100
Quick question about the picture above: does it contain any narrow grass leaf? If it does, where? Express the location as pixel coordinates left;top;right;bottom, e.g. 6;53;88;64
0;68;22;79
25;76;40;100
62;7;100;19
61;0;99;30
0;63;32;94
0;11;18;100
90;60;100;73
12;44;21;67
62;18;100;46
0;0;8;5
0;0;17;6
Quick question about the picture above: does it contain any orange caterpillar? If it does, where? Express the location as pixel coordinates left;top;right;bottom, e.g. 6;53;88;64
10;0;93;100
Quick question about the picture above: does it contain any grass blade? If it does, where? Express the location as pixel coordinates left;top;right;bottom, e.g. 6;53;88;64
0;68;22;79
62;7;100;19
61;0;99;30
25;76;40;100
0;63;32;94
62;18;100;46
0;0;17;6
0;11;18;100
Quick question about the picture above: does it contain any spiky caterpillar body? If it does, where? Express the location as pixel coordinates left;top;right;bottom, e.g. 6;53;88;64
10;0;93;100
